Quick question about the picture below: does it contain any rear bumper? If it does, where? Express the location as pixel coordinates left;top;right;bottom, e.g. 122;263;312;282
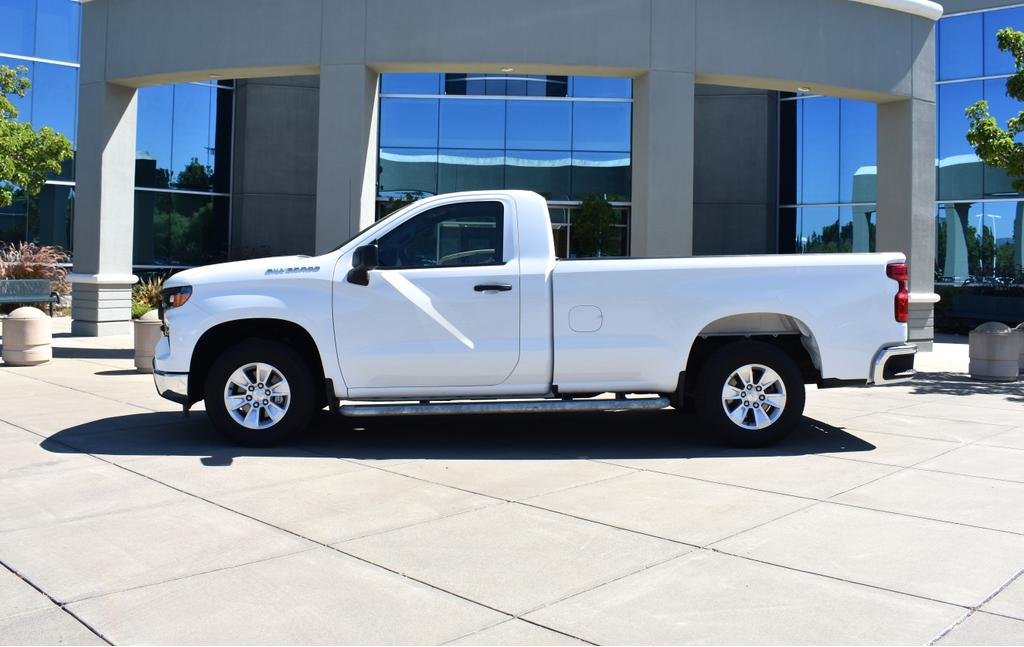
154;369;189;404
871;344;917;385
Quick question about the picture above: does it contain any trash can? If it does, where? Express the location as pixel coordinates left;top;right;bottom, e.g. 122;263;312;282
1;306;52;366
969;321;1021;382
133;309;162;373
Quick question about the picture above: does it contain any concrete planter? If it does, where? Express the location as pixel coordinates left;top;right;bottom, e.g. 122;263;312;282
133;309;162;373
969;321;1021;382
1;307;52;366
1016;323;1024;374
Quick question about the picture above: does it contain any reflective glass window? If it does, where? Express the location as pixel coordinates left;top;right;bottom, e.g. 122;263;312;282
572;76;631;99
938;81;983;201
133;191;228;266
505;100;571;150
984;6;1024;77
438;99;504;149
838;205;876;253
982;77;1023;198
210;86;233;193
381;73;440;94
377;201;504;268
1;57;33;123
438;149;505;194
31;63;76;147
26;183;73;249
528;75;568;97
839;100;876;203
171;83;215;190
136;85;174;189
797;206;841;253
0;0;35;57
938;13;982;81
934;201;1006;282
798;97;840;204
0;194;27;243
378;148;438;197
504;150;570;200
379;98;438;148
565;206;630;258
571;152;631;201
35;0;80;62
572;102;631;152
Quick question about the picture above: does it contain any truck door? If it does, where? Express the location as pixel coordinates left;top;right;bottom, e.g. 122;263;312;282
333;200;521;390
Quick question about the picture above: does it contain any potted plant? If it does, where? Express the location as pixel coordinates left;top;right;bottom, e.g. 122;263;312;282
131;275;163;373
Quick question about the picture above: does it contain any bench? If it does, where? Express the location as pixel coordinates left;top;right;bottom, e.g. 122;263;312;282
0;279;61;316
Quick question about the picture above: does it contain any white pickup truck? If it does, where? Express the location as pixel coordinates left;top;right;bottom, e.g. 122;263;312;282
154;190;916;447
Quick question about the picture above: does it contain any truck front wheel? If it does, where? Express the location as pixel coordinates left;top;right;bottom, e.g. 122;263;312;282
204;339;317;446
694;341;805;447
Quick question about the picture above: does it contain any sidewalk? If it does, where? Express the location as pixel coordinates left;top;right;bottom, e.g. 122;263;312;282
0;319;1022;645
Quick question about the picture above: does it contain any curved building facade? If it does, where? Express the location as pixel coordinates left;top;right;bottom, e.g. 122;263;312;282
66;0;942;343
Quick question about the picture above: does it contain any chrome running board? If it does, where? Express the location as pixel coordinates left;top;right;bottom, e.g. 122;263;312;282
339;396;671;417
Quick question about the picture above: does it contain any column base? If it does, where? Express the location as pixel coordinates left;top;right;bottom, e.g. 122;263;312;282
908;302;934;352
69;274;137;337
71;319;133;336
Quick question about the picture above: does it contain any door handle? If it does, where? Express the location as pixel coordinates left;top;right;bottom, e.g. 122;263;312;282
474;283;512;292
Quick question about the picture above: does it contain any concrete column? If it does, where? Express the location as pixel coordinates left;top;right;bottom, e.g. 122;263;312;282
68;81;139;336
631;71;694;257
314;65;379;254
876;97;937;349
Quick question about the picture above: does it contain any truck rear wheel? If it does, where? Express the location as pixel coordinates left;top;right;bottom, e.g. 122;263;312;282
204;339;317;446
694;341;805;447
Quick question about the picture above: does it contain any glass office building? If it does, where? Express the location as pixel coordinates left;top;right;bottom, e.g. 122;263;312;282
0;0;233;268
3;0;1024;282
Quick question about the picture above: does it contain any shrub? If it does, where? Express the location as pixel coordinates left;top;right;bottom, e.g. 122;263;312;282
0;241;70;313
131;275;163;319
0;241;70;290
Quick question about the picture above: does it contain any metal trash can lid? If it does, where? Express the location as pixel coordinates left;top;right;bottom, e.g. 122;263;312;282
973;321;1013;334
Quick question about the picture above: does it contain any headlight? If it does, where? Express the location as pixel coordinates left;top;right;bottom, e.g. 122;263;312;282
158;286;192;335
161;285;192;310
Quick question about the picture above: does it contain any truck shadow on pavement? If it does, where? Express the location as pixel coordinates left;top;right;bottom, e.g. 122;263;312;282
875;370;1024;404
40;409;876;464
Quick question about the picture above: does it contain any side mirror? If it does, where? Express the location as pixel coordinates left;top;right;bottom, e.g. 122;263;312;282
347;244;379;286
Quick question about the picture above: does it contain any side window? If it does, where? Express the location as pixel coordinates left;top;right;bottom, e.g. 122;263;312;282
376;201;504;269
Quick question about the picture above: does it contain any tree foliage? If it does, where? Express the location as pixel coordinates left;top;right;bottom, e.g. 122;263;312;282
965;28;1024;192
0;65;74;209
571;193;616;257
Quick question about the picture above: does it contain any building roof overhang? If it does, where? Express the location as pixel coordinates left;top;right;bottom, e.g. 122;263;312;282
849;0;943;20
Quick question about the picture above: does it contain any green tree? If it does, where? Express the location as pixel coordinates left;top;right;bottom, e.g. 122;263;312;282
966;28;1024;192
571;193;615;257
175;157;213;191
0;65;74;209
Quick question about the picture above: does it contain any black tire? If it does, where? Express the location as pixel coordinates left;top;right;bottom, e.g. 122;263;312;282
204;339;317;446
694;341;805;447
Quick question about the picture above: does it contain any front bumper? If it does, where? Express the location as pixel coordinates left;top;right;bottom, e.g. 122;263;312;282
871;344;917;385
154;369;189;404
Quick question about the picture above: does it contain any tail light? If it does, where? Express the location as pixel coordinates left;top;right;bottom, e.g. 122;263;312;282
886;262;909;323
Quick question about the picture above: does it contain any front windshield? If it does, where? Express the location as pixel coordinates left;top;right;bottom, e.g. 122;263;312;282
331;201;417;252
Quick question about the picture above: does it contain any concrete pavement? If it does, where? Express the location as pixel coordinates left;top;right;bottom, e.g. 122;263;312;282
1;320;1023;645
